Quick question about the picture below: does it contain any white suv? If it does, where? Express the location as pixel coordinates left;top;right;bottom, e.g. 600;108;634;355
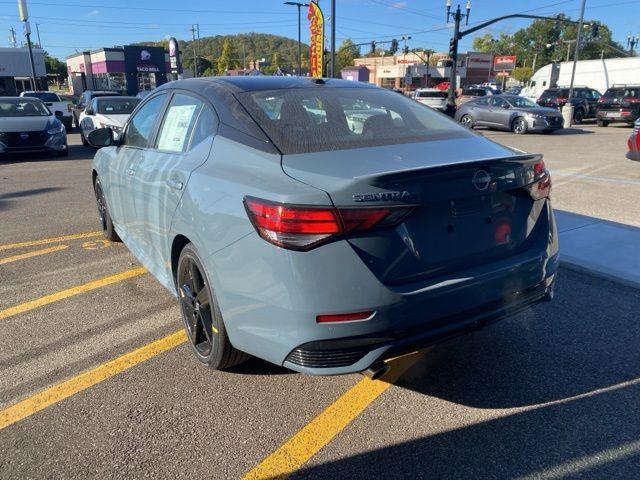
413;88;448;111
20;91;73;130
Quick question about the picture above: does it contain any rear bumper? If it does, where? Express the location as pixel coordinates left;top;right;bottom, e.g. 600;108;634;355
597;111;637;124
207;201;559;375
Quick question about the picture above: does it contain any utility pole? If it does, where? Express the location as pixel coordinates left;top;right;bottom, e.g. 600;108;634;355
17;0;37;90
9;27;17;47
565;0;586;127
196;23;201;69
190;25;198;78
330;0;335;77
628;34;639;55
445;0;471;116
35;22;41;48
284;2;309;76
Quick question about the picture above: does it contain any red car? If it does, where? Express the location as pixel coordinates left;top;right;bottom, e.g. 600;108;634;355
627;119;640;161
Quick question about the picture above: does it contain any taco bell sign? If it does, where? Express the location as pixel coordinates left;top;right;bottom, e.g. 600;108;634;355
168;37;182;76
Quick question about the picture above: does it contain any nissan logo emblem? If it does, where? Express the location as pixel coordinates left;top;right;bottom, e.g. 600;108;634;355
472;169;492;191
20;132;29;140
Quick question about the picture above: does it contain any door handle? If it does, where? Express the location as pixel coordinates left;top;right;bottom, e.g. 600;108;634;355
126;168;135;176
167;178;184;190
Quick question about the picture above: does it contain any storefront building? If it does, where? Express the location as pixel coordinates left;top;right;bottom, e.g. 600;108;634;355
0;47;47;95
66;46;173;96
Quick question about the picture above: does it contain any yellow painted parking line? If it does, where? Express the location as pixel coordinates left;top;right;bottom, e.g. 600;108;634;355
0;231;102;253
0;244;69;266
0;267;147;322
243;352;424;480
0;330;186;431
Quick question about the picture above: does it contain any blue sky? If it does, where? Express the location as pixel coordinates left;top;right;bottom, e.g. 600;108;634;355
0;0;637;60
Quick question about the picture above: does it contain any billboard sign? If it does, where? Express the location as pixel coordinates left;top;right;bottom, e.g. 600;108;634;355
493;55;516;71
168;37;182;76
308;1;324;77
123;45;167;95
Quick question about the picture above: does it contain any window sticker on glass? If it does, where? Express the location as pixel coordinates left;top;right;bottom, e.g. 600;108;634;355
157;104;199;152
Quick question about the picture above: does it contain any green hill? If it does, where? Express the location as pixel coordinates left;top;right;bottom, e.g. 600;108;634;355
136;32;309;74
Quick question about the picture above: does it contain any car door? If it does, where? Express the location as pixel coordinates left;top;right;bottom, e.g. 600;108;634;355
130;92;217;283
106;92;168;249
469;97;490;125
486;97;511;128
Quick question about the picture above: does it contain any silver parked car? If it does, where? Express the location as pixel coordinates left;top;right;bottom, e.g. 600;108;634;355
88;77;558;377
413;88;448;111
455;94;564;134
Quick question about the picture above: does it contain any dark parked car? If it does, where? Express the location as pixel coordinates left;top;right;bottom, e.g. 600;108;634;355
536;87;601;123
88;77;558;376
72;90;121;129
455;94;564;134
596;85;640;127
0;97;68;157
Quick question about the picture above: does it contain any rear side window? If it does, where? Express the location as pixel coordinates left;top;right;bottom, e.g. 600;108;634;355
236;87;469;155
156;93;203;153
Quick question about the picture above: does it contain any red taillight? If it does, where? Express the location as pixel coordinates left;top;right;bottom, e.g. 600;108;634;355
527;160;552;200
623;97;640;104
556;97;568;103
316;311;374;323
598;97;606;103
244;197;412;251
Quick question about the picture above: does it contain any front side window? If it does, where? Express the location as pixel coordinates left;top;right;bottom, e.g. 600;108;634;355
236;87;469;154
122;94;166;148
156;94;203;153
0;98;50;117
474;97;490;106
491;97;509;108
508;96;537;108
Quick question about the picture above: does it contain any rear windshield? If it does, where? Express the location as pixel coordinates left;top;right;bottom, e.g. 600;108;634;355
603;87;640;98
541;89;569;98
0;98;50;117
236;87;469;155
415;91;447;98
23;92;59;102
97;97;140;114
463;88;486;96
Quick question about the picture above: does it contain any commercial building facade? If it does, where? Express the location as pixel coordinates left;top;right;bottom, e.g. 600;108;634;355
66;46;173;96
0;47;47;95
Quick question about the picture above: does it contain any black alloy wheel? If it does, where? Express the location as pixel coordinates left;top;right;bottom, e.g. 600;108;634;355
177;244;248;369
94;178;120;241
573;108;584;124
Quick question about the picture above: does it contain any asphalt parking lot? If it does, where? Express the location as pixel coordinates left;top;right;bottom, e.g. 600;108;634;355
1;125;639;479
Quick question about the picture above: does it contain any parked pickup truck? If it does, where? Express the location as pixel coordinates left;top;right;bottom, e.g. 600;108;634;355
20;91;73;130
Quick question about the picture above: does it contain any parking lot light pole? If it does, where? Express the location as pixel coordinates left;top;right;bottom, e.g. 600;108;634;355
17;0;37;90
284;2;310;76
564;0;586;128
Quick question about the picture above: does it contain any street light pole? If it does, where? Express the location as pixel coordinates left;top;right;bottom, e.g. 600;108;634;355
445;1;471;116
17;0;37;90
284;2;309;76
565;0;586;127
330;0;336;77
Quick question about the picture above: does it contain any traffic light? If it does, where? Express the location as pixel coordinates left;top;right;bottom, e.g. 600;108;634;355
448;37;457;59
370;41;376;54
390;38;399;54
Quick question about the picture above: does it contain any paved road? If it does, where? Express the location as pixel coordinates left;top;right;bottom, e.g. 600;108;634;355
1;129;639;479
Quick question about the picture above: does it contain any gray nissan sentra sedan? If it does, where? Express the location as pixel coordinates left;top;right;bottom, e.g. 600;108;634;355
89;77;558;377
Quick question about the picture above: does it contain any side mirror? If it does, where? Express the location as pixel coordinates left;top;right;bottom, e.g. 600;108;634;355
85;107;95;116
87;127;117;148
54;110;64;118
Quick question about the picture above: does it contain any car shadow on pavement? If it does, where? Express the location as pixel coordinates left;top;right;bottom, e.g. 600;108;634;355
389;268;640;409
227;356;294;376
0;187;66;211
0;144;93;164
291;379;640;479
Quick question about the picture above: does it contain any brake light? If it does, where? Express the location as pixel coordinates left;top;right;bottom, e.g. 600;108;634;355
244;197;412;251
556;97;568;103
316;311;374;323
598;97;605;103
527;160;552;200
623;97;640;103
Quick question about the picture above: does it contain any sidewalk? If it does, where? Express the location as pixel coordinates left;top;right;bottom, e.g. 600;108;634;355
555;210;640;289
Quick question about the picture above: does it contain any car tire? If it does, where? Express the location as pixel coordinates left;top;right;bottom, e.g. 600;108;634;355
597;119;609;127
176;243;249;370
573;108;585;124
93;177;120;242
512;117;528;135
460;114;474;128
